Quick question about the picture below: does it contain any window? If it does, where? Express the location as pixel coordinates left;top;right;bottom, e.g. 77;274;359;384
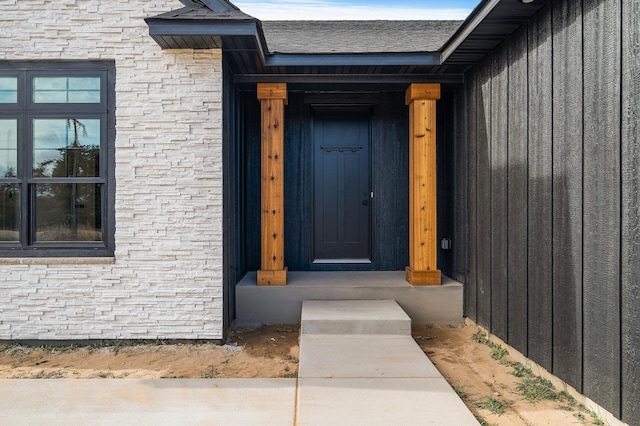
0;62;115;257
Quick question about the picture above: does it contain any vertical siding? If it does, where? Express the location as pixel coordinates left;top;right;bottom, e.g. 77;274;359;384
526;6;554;372
506;26;529;356
461;0;638;422
489;45;509;341
222;60;239;328
465;73;478;320
582;0;621;416
621;0;640;421
476;59;492;327
453;87;467;284
551;0;584;392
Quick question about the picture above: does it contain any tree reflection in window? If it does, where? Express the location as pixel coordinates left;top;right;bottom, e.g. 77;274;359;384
33;118;101;242
33;118;100;178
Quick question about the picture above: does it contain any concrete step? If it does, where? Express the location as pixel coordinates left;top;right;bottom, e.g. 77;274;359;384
300;299;411;335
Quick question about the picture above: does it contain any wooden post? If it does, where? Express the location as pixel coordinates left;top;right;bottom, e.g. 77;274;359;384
405;83;441;285
257;83;288;286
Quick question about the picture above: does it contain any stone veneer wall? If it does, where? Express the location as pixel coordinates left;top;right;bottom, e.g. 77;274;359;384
0;0;224;339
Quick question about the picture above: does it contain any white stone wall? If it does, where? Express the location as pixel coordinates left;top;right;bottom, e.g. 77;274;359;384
0;0;224;339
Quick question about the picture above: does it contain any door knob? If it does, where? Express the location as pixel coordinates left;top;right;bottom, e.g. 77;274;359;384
363;199;369;206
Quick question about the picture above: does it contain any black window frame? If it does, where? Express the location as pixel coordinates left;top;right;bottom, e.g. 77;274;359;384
0;61;115;257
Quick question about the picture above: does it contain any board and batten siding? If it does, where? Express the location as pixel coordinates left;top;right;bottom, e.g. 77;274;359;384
0;0;224;340
460;0;639;423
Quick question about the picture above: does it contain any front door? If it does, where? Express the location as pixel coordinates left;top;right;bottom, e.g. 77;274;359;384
312;107;371;262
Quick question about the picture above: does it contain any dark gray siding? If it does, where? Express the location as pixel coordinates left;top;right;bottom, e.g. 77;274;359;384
551;0;583;392
621;0;640;422
222;59;242;328
460;0;639;422
582;0;621;413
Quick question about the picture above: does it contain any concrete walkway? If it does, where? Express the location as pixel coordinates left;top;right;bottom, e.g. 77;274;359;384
0;300;478;425
296;300;479;425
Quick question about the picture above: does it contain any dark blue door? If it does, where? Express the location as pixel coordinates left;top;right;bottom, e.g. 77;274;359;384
312;107;371;262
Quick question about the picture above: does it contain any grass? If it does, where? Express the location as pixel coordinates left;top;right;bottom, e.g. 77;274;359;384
515;376;559;403
471;331;509;361
490;345;509;361
468;329;612;424
475;396;507;416
454;384;469;399
508;362;533;378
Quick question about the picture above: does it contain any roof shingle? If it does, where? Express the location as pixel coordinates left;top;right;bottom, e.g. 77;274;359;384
261;20;463;54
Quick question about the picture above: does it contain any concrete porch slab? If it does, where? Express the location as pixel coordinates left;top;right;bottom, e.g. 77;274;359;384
235;271;464;326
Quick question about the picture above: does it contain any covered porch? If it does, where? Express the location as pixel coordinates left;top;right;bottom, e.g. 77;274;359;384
146;0;470;326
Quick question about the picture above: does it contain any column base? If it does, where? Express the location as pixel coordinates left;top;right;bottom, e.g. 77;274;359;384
257;268;288;286
405;267;441;286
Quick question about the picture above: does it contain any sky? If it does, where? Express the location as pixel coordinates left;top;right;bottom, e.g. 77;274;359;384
232;0;480;20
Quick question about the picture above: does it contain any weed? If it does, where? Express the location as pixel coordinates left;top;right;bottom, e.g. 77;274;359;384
29;369;64;379
490;345;509;361
96;370;115;379
557;405;574;411
454;384;469;399
200;365;216;379
588;410;605;425
516;376;559;403
574;412;586;421
470;331;509;361
508;362;533;378
471;331;492;346
475;396;507;416
558;390;577;406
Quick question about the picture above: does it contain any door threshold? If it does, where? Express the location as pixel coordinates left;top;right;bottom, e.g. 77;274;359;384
313;259;372;264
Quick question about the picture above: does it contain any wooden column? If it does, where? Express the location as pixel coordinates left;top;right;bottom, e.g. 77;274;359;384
257;83;288;286
405;83;441;285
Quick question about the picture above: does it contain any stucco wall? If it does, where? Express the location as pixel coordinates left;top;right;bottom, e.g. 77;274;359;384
0;0;224;339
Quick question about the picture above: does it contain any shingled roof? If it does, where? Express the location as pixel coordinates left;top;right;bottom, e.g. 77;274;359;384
149;4;462;55
261;21;463;54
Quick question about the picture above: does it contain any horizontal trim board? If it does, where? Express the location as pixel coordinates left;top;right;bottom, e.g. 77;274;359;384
146;20;258;37
234;74;464;85
264;53;441;67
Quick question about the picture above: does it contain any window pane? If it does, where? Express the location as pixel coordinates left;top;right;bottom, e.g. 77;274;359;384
0;120;17;178
33;119;100;178
33;77;100;103
0;77;18;103
34;183;102;242
0;184;19;242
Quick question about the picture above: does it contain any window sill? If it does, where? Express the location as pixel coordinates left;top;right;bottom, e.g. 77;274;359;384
0;257;115;265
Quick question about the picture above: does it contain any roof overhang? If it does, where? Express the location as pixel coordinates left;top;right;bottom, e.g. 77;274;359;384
146;15;441;71
146;0;551;76
440;0;550;66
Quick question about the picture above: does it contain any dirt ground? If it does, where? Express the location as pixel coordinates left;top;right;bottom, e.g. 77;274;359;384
0;324;608;425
